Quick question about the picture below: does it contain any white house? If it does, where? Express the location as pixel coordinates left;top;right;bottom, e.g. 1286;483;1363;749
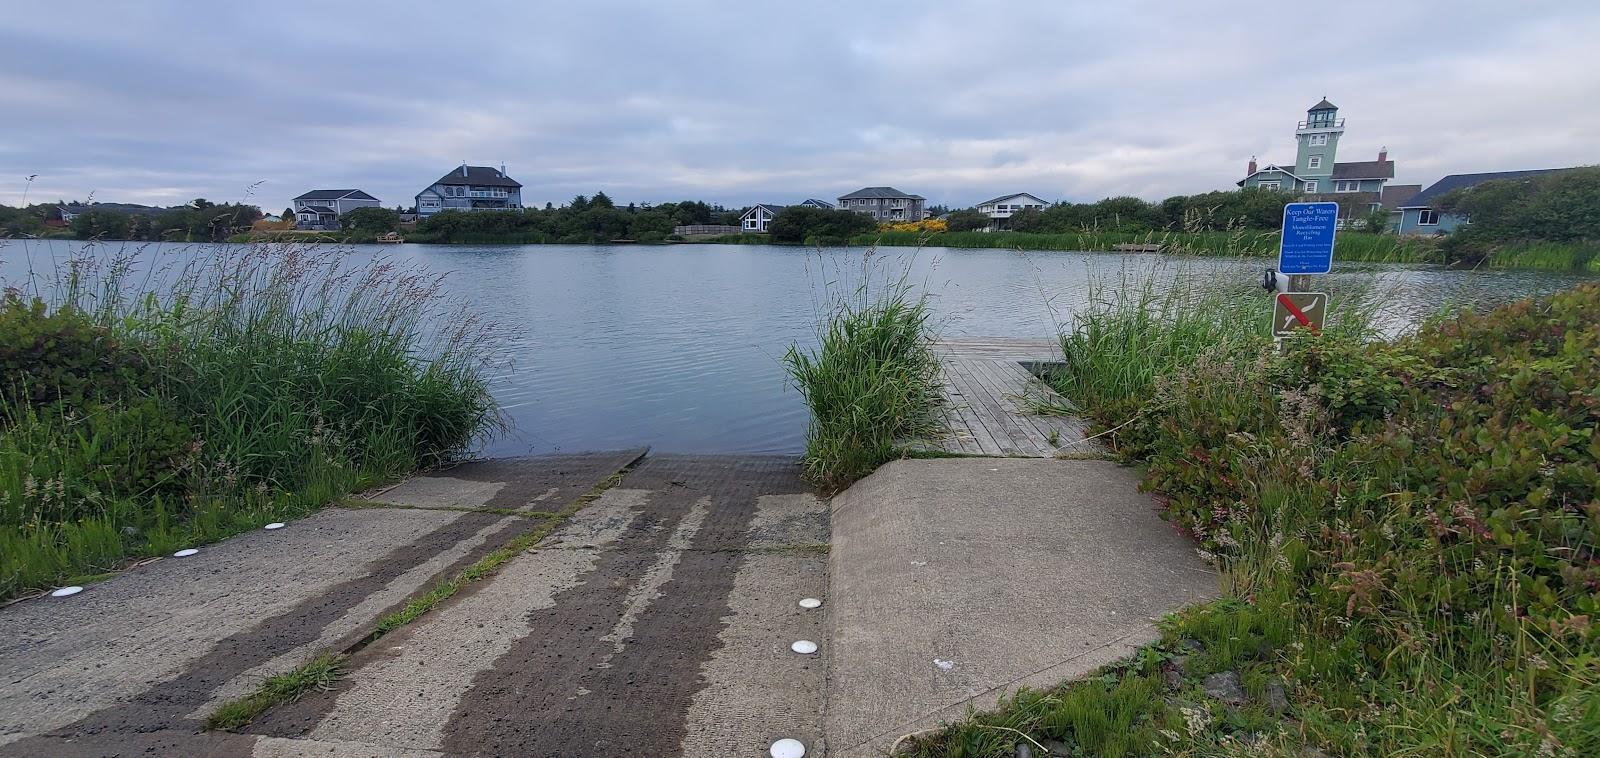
739;203;786;233
975;192;1048;229
293;189;380;230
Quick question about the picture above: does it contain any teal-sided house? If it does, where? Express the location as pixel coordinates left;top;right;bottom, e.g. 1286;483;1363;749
1394;168;1576;236
1238;99;1397;226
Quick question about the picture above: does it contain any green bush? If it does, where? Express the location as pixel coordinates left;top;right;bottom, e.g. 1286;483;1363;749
0;295;156;409
784;280;941;491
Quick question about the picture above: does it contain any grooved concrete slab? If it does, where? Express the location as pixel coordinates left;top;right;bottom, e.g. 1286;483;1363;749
824;457;1217;757
0;451;644;756
250;455;830;757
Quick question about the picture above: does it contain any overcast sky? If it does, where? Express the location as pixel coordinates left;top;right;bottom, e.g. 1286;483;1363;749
2;1;1595;213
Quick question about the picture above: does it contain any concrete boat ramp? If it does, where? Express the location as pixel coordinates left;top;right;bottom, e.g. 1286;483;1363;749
0;342;1215;756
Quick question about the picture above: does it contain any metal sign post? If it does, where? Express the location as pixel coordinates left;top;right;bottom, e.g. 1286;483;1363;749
1270;201;1339;344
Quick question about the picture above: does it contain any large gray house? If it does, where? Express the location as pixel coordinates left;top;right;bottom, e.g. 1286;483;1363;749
837;187;926;222
415;164;523;219
292;189;380;230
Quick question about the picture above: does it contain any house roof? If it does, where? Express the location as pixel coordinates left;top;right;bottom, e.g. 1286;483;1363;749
1309;98;1337;111
976;192;1048;207
1401;168;1577;209
838;186;922;200
430;165;522;188
740;203;788;219
293;189;377;201
1236;164;1304;186
801;198;834;208
1378;184;1421;211
1331;160;1394;180
297;205;336;214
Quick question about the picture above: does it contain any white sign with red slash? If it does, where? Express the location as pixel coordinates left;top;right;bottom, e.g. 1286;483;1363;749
1272;292;1327;337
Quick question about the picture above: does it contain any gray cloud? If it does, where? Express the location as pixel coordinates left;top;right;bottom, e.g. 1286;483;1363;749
2;0;1596;213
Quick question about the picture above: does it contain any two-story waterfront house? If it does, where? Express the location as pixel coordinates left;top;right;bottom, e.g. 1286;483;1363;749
1237;100;1398;226
293;189;380;230
837;187;926;222
975;193;1048;230
414;165;523;219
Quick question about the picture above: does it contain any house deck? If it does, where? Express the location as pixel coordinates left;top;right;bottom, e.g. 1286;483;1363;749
921;338;1101;458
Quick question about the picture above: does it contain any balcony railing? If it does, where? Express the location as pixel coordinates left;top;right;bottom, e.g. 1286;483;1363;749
1297;118;1345;130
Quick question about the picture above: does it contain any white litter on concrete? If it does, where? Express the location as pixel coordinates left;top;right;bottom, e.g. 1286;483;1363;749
791;640;818;655
172;549;199;557
770;737;806;758
933;658;955;671
50;586;83;598
798;598;821;609
264;522;285;530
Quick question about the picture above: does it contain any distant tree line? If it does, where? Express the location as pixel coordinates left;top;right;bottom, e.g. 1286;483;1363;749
412;194;733;243
939;187;1309;235
1435;166;1599;243
0;199;262;241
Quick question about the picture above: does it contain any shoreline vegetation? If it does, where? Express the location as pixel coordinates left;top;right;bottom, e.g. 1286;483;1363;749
0;241;501;601
905;276;1600;756
11;177;1595;271
784;256;943;492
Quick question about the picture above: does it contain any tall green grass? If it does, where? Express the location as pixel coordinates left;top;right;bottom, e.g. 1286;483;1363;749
784;262;941;492
0;241;501;599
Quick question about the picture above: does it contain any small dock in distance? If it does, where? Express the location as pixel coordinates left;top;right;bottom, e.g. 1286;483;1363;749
923;337;1100;457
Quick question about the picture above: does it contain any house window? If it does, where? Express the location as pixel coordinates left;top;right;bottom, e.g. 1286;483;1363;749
1418;209;1440;226
1304;181;1318;193
1307;155;1322;169
1259;181;1281;190
1309;134;1328;146
1335;180;1360;192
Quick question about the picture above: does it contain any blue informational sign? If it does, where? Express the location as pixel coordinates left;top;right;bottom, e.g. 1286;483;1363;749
1278;202;1339;275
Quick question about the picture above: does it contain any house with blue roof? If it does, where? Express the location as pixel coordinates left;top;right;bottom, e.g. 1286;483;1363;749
1394;168;1578;235
1238;99;1398;227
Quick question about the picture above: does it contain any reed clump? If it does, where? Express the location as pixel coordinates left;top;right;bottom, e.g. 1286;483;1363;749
784;266;941;492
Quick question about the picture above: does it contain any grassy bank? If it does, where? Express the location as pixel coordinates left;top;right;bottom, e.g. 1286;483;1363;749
784;264;942;492
853;229;1439;264
910;280;1600;756
0;242;501;601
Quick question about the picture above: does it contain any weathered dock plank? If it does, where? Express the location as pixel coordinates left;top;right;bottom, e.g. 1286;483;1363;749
923;337;1102;458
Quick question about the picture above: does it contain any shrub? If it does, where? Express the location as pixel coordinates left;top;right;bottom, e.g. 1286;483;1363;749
0;295;156;409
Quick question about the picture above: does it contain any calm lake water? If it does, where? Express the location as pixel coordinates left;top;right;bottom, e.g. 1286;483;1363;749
3;241;1594;457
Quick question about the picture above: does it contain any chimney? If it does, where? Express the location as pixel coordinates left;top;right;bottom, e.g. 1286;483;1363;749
1378;146;1388;162
1247;156;1257;176
500;162;506;178
461;162;468;177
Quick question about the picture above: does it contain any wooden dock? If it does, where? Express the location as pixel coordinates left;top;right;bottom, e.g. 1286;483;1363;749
921;337;1100;457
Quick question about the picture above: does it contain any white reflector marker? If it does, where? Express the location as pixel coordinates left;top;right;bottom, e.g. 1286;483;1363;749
50;586;84;598
790;640;818;655
264;522;285;530
173;549;199;557
798;598;821;609
770;738;806;758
